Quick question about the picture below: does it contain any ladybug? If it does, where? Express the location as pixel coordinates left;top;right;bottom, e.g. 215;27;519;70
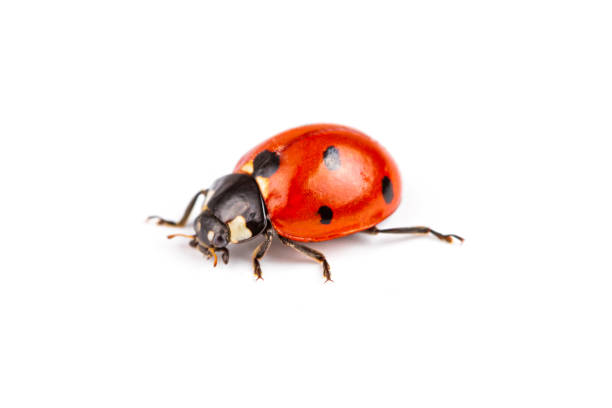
148;124;462;281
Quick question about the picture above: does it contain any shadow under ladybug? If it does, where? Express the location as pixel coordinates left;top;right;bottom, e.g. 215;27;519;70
147;124;463;282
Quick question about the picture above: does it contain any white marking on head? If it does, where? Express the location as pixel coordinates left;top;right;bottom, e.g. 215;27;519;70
241;161;254;175
228;215;253;243
207;230;215;242
202;189;215;211
255;176;270;199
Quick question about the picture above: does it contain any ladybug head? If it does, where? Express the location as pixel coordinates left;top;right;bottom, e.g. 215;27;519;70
194;212;230;249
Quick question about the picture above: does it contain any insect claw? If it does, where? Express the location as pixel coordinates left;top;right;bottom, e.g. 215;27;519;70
448;234;464;244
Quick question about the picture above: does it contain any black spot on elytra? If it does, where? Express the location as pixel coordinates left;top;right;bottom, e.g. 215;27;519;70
323;146;341;170
382;176;394;204
318;206;333;224
253;150;280;178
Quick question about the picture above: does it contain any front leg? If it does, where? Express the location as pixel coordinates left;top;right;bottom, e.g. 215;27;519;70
148;189;208;227
252;229;273;280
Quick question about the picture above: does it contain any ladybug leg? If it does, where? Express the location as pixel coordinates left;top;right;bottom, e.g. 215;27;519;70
363;226;464;243
277;235;332;282
147;189;208;227
252;228;274;281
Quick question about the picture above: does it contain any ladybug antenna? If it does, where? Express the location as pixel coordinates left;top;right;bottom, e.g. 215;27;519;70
167;233;196;240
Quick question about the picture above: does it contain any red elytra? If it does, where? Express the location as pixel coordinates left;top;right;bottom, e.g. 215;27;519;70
234;124;402;242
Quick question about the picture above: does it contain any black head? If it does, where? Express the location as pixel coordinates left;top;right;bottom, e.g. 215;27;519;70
194;174;268;247
194;213;230;248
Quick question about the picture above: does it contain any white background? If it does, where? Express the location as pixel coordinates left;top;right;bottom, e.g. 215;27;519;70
1;1;611;407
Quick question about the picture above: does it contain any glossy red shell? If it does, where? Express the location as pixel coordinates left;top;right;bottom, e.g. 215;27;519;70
234;124;401;242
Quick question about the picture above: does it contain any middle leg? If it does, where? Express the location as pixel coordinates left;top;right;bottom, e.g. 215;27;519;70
277;235;332;282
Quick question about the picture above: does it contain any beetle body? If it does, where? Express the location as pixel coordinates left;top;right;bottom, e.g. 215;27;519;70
149;124;462;281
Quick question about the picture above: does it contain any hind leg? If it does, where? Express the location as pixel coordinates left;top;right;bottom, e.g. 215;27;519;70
363;226;463;243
